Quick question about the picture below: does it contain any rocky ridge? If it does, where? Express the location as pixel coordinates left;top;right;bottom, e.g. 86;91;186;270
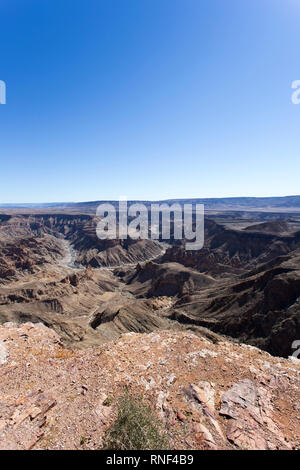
0;322;300;450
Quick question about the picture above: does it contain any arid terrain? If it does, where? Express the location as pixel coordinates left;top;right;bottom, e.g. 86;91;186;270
1;200;300;449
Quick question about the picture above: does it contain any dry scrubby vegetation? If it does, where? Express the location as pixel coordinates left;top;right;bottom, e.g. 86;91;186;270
102;392;170;450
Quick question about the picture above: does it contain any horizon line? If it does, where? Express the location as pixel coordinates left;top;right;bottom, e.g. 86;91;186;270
1;194;300;206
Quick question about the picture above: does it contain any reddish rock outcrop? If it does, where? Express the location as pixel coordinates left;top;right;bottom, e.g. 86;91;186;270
0;323;300;450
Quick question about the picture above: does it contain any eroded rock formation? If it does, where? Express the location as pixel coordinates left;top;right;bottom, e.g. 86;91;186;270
0;323;299;450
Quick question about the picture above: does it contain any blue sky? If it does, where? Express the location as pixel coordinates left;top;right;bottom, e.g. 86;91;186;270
0;0;300;203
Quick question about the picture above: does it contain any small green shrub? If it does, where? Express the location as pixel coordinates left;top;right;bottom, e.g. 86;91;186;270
102;392;170;450
103;395;113;406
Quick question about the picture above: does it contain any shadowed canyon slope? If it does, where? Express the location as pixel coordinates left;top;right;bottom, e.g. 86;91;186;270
1;208;300;450
0;211;300;358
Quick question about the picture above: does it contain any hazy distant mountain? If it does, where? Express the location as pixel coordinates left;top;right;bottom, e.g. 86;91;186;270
2;195;300;212
0;202;75;208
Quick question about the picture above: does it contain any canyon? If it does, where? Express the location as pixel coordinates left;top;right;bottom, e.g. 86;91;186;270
1;203;300;449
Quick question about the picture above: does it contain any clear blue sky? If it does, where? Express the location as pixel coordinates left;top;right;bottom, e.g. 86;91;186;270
0;0;300;203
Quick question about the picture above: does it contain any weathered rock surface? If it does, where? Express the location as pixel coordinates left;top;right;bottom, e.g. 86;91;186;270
0;213;163;269
0;323;300;450
170;252;300;357
122;261;215;298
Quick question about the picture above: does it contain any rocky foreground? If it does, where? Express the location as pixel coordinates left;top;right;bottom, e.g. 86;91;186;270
0;322;300;450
